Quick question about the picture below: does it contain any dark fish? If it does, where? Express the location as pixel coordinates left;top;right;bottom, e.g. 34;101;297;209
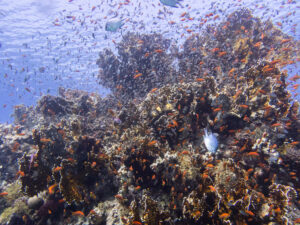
105;19;124;32
39;67;45;73
159;0;183;8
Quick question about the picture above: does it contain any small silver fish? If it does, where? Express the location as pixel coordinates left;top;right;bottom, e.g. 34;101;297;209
203;128;218;153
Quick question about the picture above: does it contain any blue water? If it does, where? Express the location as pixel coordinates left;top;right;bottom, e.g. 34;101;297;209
0;0;299;123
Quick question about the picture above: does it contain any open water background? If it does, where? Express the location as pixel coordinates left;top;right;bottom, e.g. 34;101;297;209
0;0;299;123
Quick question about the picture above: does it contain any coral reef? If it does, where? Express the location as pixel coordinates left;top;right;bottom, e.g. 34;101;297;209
0;9;299;225
97;33;177;101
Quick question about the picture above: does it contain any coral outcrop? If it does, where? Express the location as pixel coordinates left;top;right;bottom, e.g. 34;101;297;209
0;9;299;225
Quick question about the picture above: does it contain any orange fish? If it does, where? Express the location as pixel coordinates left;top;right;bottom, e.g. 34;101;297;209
114;194;124;200
0;192;8;197
206;164;214;168
247;152;259;157
271;123;281;127
281;39;291;44
257;89;266;94
239;104;249;109
247;168;254;173
40;138;52;143
292;84;299;90
172;120;178;127
229;68;235;74
178;127;184;132
180;12;187;17
181;150;190;155
91;161;97;168
233;90;242;99
219;125;226;132
196;78;205;82
53;166;62;172
48;184;57;194
89;209;96;215
294;218;300;223
211;48;220;52
245;210;255;216
213;15;219;20
154;49;164;53
270;59;281;65
205;12;213;17
289;74;300;82
281;47;291;51
253;42;262;48
135;186;141;191
264;67;273;72
218;51;227;57
133;73;142;79
148;140;157;146
58;199;65;204
16;171;25;177
72;211;85;216
213;107;222;112
219;213;230;219
149;88;158;93
262;65;270;70
67;158;75;163
132;221;142;225
208;185;216;192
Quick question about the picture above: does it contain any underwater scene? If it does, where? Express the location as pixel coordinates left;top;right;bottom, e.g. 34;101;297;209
0;0;299;224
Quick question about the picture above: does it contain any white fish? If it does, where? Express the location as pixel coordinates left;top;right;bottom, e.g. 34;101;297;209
203;128;218;153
